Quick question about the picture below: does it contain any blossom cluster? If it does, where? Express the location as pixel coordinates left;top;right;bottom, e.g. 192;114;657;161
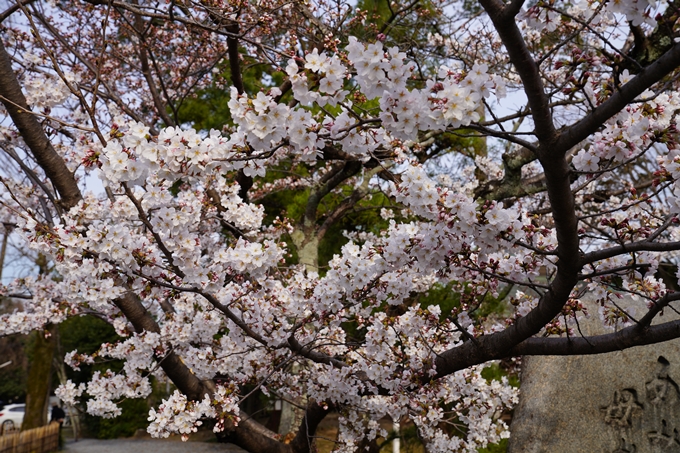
22;71;74;109
147;386;240;440
574;89;680;173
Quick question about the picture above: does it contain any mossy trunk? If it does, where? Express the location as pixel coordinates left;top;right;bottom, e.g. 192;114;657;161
23;326;55;430
291;229;319;273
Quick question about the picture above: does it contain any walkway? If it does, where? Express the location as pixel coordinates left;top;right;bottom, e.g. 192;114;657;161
64;438;245;453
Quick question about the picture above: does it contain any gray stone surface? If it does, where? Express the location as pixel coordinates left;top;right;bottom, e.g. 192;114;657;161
508;299;680;453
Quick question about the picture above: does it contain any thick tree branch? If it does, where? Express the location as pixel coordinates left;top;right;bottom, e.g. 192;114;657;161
224;22;253;202
581;240;680;265
226;22;245;96
287;336;346;369
510;292;680;355
436;0;621;371
115;292;285;451
556;41;680;153
0;39;82;210
218;417;286;452
304;161;362;228
113;292;213;401
502;0;526;18
317;166;381;240
510;319;680;355
436;120;580;376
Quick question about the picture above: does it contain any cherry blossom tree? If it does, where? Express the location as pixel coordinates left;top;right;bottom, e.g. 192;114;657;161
1;0;680;451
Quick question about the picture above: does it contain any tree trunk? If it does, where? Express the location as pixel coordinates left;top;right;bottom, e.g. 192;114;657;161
291;229;319;273
23;326;55;430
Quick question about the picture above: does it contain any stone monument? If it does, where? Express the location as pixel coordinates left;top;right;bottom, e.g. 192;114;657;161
508;299;680;453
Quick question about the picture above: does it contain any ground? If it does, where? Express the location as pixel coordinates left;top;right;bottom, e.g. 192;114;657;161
63;438;245;453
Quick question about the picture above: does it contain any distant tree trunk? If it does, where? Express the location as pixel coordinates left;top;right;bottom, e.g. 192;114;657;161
54;327;80;440
277;364;307;440
23;325;56;430
23;254;55;431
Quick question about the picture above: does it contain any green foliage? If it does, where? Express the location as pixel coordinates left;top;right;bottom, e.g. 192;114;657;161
59;315;121;384
318;192;393;269
82;398;149;439
481;363;520;388
354;0;438;43
417;283;462;319
478;438;508;453
0;366;26;404
175;87;234;132
258;163;395;271
475;287;512;319
0;335;27;404
266;188;311;225
417;282;511;321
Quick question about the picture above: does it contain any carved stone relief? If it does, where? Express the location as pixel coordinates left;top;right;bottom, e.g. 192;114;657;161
603;357;680;453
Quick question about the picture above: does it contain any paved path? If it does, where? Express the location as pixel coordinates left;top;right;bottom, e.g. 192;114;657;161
64;438;245;453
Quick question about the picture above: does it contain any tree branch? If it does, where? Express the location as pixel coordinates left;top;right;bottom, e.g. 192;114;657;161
113;292;213;401
555;41;680;154
133;13;176;127
317;167;381;240
436;98;580;379
502;0;526;18
304;161;362;229
0;39;82;210
115;291;285;451
510;293;680;355
479;0;557;144
581;240;680;265
0;0;37;23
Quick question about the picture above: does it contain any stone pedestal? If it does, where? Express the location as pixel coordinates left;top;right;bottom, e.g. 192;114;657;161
508;300;680;453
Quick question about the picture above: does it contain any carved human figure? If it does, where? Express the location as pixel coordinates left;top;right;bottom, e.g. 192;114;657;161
604;390;643;427
643;359;680;452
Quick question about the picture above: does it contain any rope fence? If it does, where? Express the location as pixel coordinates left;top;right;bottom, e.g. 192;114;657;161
0;423;59;453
